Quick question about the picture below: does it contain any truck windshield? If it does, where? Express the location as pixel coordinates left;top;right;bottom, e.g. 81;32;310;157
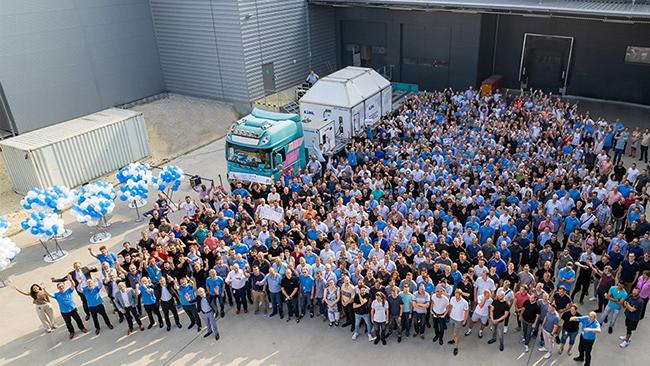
226;143;271;169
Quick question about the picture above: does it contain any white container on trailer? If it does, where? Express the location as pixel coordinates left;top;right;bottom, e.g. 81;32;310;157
0;108;150;194
299;67;391;142
302;118;336;158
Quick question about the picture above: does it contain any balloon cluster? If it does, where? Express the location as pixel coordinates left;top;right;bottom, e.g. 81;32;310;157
72;181;116;226
153;165;184;192
0;216;20;271
20;211;65;240
20;186;76;212
116;163;152;203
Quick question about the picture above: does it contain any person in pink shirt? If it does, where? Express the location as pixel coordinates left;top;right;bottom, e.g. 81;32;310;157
538;216;555;233
514;285;530;330
607;187;623;206
636;270;650;319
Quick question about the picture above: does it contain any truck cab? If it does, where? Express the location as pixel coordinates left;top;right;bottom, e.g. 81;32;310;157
226;108;306;185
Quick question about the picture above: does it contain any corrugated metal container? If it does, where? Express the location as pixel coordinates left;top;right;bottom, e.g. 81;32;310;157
0;108;150;194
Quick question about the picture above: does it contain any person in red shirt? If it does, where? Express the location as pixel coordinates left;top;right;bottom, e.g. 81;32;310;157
514;285;530;330
203;231;219;251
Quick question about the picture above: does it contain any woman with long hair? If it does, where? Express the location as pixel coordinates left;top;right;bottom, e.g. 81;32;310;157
11;283;58;332
371;291;389;345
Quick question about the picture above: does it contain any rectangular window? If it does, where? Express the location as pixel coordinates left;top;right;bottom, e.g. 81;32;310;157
625;46;650;65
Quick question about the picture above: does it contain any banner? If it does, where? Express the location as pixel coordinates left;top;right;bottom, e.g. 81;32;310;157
258;206;283;223
228;172;272;185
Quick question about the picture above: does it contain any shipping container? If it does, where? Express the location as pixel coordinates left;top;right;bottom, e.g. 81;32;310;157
0;108;150;194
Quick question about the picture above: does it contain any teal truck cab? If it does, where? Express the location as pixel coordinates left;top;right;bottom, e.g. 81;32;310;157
226;108;306;184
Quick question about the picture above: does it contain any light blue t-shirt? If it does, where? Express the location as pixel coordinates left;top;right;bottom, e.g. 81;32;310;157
53;287;76;313
399;292;415;313
206;276;225;296
557;267;576;291
578;316;600;340
607;286;628;310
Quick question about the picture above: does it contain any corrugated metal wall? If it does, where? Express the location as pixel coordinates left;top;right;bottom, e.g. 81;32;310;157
149;0;250;102
0;0;164;133
309;5;338;77
0;109;150;194
149;0;337;104
238;0;311;100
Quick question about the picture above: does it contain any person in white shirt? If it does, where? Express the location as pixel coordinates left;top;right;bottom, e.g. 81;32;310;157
225;264;249;314
178;196;197;217
447;289;470;356
627;163;640;183
474;271;496;301
465;289;493;338
430;285;450;345
319;243;336;263
266;187;280;204
370;292;389;345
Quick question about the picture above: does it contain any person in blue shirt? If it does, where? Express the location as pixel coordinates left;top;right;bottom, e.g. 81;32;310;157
599;282;628;334
304;246;318;265
374;218;387;232
557;262;577;293
176;277;202;332
88;246;117;269
488;252;507;277
299;267;315;317
82;277;113;334
231;182;250;198
146;258;163;284
257;267;284;319
206;269;226;318
136;277;164;329
571;311;601;365
48;279;88;338
479;223;495;245
359;239;373;259
563;211;581;246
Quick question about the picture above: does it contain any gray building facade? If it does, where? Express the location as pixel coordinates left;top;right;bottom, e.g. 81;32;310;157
149;0;336;110
0;0;165;134
2;0;648;135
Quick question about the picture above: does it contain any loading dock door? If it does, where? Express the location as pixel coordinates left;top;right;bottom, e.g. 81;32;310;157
519;34;573;94
401;24;450;91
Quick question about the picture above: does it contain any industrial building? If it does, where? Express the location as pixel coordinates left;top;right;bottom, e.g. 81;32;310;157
1;0;649;136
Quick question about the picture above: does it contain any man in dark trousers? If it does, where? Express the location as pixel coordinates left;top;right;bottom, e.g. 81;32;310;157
281;269;300;322
155;276;182;331
51;261;98;321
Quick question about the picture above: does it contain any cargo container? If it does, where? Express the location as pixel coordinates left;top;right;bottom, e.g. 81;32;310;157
299;67;392;142
0;108;150;194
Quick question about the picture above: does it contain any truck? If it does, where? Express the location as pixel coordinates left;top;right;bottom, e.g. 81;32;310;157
225;108;335;184
226;67;393;185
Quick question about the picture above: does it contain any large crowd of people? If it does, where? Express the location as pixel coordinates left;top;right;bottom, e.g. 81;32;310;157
11;88;650;366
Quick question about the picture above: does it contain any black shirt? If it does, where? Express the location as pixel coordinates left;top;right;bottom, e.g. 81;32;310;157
387;294;402;316
268;245;283;259
353;293;371;315
250;273;265;291
502;271;519;287
561;311;581;332
491;299;510;320
281;276;300;297
458;280;474;303
553;293;571;312
119;247;140;258
522;299;541;323
620;260;640;283
138;238;155;253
